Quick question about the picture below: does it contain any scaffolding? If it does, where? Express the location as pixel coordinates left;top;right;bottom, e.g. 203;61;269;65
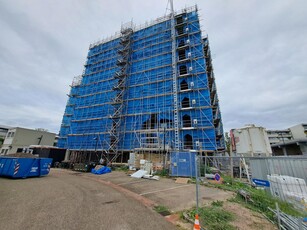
58;5;225;166
108;23;134;162
203;37;225;150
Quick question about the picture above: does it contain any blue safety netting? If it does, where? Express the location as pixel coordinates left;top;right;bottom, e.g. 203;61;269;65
58;10;223;153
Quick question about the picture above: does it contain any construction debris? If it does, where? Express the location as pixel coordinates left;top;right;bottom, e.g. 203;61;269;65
131;170;148;178
91;166;111;175
238;189;252;203
143;175;160;180
175;178;189;184
130;169;160;180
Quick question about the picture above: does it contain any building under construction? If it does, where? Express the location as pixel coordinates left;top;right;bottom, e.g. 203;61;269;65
58;5;225;176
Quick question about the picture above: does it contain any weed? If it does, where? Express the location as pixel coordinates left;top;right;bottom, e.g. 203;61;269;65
114;165;129;171
207;176;306;222
199;164;213;176
154;205;169;213
211;200;223;207
188;202;235;230
154;169;169;177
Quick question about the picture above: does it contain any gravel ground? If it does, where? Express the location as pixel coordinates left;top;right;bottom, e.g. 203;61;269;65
0;170;178;230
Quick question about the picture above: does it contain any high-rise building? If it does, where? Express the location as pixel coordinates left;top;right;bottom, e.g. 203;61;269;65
58;5;225;175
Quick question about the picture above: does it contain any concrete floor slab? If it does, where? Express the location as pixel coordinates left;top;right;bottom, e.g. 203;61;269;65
85;170;234;212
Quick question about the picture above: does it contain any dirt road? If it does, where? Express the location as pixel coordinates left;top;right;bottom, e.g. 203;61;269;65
0;170;177;230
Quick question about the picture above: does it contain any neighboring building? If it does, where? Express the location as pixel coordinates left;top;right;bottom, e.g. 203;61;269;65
267;129;293;145
0;125;12;147
57;5;225;171
289;123;307;139
0;127;56;155
231;124;272;157
53;135;59;147
267;123;307;156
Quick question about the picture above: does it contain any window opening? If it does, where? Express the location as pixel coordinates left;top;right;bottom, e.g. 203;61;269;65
178;50;186;60
183;114;192;127
179;65;187;75
180;80;189;90
184;134;193;149
182;97;190;108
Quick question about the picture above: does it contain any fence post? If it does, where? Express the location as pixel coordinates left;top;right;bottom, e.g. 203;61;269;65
230;145;233;178
298;217;303;230
204;156;207;177
276;202;281;230
195;154;199;215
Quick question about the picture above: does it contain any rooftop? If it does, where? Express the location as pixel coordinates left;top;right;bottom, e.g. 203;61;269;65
89;5;198;49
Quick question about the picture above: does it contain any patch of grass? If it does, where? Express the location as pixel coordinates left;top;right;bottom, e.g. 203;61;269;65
114;165;129;171
212;200;224;207
154;169;169;177
233;189;304;219
178;211;185;219
207;175;248;192
207;175;306;222
154;205;169;213
188;202;235;230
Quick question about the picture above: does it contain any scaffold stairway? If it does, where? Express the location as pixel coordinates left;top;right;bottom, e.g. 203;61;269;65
109;25;133;161
171;9;180;151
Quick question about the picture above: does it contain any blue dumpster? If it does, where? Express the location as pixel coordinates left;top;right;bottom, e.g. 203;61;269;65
0;157;52;178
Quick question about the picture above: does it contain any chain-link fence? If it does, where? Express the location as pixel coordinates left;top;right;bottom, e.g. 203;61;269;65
196;155;307;229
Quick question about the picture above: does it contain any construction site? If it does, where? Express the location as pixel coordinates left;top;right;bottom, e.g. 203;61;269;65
1;2;306;230
58;5;225;176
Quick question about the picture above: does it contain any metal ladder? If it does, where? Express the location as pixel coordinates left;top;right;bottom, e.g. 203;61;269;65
170;8;180;151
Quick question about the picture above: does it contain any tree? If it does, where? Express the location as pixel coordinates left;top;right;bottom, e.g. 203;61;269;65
224;132;231;153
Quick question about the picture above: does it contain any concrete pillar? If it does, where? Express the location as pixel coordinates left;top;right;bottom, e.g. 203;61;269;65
64;149;70;161
282;147;287;156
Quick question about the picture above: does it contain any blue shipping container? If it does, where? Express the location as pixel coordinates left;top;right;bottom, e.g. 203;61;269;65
170;152;196;177
0;157;52;178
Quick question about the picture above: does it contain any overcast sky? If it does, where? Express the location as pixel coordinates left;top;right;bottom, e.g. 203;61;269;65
0;0;306;134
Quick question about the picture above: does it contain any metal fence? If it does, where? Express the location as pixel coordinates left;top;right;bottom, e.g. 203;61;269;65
196;155;307;229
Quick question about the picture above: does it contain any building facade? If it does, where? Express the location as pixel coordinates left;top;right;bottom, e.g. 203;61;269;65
289;123;307;139
0;125;12;147
267;123;307;156
0;127;56;155
58;6;225;165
